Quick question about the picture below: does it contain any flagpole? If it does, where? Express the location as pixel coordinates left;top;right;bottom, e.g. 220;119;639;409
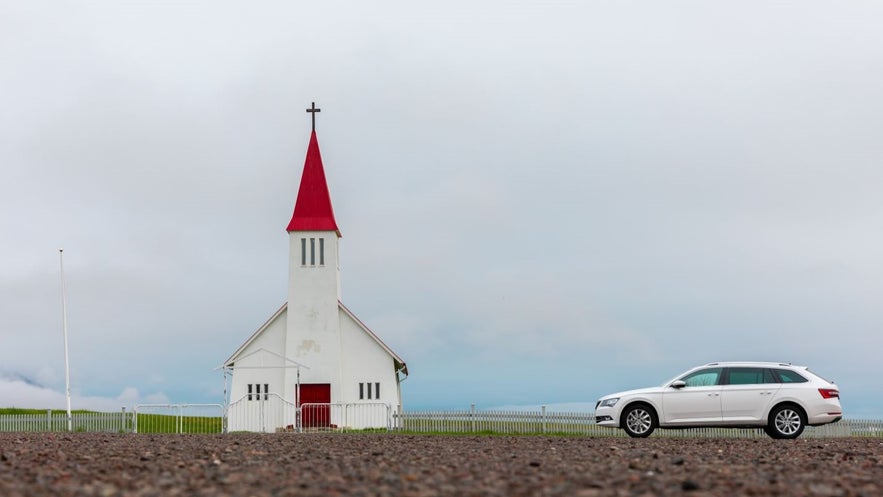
59;248;72;432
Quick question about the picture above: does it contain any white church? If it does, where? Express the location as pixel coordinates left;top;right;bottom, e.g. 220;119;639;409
222;105;408;432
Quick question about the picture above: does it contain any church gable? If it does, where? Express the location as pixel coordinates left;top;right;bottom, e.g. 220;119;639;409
339;302;408;376
224;304;287;368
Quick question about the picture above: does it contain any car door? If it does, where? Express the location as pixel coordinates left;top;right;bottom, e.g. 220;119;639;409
720;367;781;423
661;367;723;425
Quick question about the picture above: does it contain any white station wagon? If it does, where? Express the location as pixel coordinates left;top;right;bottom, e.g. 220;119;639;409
594;362;842;439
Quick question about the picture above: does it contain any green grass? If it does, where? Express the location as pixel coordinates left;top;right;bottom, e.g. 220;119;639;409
0;408;94;415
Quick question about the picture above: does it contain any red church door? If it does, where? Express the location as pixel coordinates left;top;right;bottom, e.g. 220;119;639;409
299;384;331;428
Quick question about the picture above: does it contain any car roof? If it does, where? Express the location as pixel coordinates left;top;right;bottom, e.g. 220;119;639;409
702;361;806;369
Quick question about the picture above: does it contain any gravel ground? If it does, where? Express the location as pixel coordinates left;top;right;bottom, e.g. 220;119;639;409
0;433;881;497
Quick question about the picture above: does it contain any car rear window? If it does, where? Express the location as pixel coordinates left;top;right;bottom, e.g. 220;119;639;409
774;369;808;383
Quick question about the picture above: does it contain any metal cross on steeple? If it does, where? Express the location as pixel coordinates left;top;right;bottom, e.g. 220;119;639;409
306;102;321;131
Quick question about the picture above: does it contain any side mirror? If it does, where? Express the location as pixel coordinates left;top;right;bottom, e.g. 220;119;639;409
670;380;686;389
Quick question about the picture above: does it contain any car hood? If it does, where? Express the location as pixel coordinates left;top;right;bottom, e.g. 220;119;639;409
599;386;666;401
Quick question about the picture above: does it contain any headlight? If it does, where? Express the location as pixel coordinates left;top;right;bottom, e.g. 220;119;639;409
599;397;619;408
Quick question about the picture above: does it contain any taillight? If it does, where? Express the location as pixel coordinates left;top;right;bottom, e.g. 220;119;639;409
819;388;839;399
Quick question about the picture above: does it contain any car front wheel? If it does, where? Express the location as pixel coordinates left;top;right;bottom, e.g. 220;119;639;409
766;404;806;439
621;404;657;438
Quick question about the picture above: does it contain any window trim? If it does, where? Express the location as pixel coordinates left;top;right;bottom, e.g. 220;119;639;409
300;238;306;266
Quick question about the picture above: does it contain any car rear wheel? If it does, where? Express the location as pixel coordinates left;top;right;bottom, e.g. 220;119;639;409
621;404;657;438
766;404;805;439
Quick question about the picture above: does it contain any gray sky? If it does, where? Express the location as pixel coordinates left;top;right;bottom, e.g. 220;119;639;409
2;1;882;416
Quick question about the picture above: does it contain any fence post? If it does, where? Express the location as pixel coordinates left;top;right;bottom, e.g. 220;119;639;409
470;404;476;433
259;398;265;433
47;409;52;432
541;405;546;434
120;407;126;433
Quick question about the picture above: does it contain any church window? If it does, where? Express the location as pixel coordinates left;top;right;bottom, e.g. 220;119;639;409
358;382;380;400
300;237;326;267
247;383;270;401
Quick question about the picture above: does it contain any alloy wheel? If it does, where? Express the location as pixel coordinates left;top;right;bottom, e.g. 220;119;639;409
774;408;802;436
626;408;653;435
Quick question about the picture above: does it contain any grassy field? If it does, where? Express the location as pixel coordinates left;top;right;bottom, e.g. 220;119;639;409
0;408;94;415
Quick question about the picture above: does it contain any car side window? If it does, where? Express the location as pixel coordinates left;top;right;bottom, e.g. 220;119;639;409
680;368;722;387
774;369;808;383
726;367;772;385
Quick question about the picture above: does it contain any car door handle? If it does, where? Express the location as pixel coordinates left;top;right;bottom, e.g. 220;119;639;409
759;392;772;396
707;393;720;397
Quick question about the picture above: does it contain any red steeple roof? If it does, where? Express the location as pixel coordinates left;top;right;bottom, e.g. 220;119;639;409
286;131;341;236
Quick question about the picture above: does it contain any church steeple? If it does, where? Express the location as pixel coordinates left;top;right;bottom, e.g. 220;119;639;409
286;127;341;237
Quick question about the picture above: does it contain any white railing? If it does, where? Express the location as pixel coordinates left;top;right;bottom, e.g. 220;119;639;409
226;393;299;433
225;396;393;433
132;404;224;434
299;403;391;431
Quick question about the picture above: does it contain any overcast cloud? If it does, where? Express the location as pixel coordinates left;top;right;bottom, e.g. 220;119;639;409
2;1;882;416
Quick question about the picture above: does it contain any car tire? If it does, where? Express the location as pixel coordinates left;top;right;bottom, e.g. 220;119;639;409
621;404;657;438
766;404;806;439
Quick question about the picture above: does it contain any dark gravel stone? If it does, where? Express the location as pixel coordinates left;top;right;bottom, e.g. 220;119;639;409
682;479;700;491
0;433;881;496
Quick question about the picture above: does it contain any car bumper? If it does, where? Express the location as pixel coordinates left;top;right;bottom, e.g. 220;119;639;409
807;411;843;426
594;406;619;426
806;400;843;426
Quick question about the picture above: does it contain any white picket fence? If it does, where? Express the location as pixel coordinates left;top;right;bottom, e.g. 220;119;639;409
0;410;131;433
394;406;883;438
1;405;881;438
